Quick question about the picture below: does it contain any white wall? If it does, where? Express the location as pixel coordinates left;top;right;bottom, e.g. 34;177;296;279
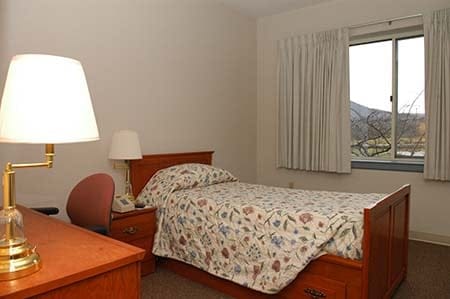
0;0;256;220
257;0;450;241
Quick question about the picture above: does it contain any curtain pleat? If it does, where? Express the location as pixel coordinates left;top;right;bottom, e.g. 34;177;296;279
424;8;450;181
277;29;351;173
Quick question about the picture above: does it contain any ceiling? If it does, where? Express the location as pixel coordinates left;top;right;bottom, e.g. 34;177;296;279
217;0;334;18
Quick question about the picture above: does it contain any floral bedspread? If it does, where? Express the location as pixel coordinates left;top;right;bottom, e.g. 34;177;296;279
137;164;386;294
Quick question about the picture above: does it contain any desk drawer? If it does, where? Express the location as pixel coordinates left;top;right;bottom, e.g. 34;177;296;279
110;212;155;242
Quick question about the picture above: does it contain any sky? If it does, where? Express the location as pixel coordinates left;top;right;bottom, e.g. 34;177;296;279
349;36;425;114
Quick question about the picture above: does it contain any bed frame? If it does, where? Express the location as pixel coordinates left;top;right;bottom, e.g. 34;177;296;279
130;151;410;299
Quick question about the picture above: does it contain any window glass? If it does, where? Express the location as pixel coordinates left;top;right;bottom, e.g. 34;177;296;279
350;36;424;161
396;36;425;158
350;40;392;159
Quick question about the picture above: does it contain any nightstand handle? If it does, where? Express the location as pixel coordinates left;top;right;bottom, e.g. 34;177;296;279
123;226;138;235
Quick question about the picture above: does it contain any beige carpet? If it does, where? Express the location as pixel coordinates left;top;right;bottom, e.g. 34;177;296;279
141;240;450;299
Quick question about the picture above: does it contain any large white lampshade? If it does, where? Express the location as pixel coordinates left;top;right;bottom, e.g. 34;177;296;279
0;54;99;143
109;130;142;160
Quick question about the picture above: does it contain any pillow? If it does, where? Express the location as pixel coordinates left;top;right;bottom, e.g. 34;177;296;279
137;163;237;206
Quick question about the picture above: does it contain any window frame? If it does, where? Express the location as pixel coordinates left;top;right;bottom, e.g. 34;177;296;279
350;29;425;172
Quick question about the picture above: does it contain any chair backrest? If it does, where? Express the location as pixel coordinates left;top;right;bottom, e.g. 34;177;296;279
66;173;115;232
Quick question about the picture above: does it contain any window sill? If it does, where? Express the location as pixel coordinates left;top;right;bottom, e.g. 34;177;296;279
351;159;424;172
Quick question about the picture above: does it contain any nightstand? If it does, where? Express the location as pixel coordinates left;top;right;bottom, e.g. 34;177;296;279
110;207;157;276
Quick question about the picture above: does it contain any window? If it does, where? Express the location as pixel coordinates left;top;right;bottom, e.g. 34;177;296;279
350;33;425;170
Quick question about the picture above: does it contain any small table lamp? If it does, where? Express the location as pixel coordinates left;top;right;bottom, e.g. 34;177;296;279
0;54;99;280
108;130;142;202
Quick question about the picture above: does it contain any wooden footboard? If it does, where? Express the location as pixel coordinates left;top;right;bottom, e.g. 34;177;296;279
362;184;410;299
131;152;411;299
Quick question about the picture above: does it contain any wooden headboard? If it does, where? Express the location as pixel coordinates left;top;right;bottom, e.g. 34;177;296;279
129;151;214;196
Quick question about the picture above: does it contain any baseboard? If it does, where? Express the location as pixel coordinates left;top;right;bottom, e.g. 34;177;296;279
409;231;450;247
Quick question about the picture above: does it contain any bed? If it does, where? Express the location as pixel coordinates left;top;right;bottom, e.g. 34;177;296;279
130;151;410;299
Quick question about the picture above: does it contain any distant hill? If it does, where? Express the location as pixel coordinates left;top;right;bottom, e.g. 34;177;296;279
350;101;390;119
350;101;424;119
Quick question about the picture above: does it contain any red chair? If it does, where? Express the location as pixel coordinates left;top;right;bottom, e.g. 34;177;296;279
66;173;115;235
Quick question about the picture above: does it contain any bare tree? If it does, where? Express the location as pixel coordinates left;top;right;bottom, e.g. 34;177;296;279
351;90;425;159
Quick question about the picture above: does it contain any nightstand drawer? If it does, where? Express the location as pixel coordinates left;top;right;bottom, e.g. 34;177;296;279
110;212;155;242
110;207;157;276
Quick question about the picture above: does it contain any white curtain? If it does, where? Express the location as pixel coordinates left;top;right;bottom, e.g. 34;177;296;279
424;8;450;181
277;28;351;173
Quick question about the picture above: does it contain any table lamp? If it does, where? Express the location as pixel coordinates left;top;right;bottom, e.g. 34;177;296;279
0;54;99;280
108;130;142;202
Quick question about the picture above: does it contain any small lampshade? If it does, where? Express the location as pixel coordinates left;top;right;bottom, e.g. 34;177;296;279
109;130;142;160
0;54;99;143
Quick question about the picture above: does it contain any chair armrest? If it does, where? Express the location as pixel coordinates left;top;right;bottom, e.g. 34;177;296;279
32;207;59;216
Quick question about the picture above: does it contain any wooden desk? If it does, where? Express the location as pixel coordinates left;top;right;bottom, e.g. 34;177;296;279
0;206;145;299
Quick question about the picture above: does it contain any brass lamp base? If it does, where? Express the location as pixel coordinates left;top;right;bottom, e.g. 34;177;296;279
0;238;41;280
0;145;51;280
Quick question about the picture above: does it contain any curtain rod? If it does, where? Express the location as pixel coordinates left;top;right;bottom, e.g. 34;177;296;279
349;14;423;29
